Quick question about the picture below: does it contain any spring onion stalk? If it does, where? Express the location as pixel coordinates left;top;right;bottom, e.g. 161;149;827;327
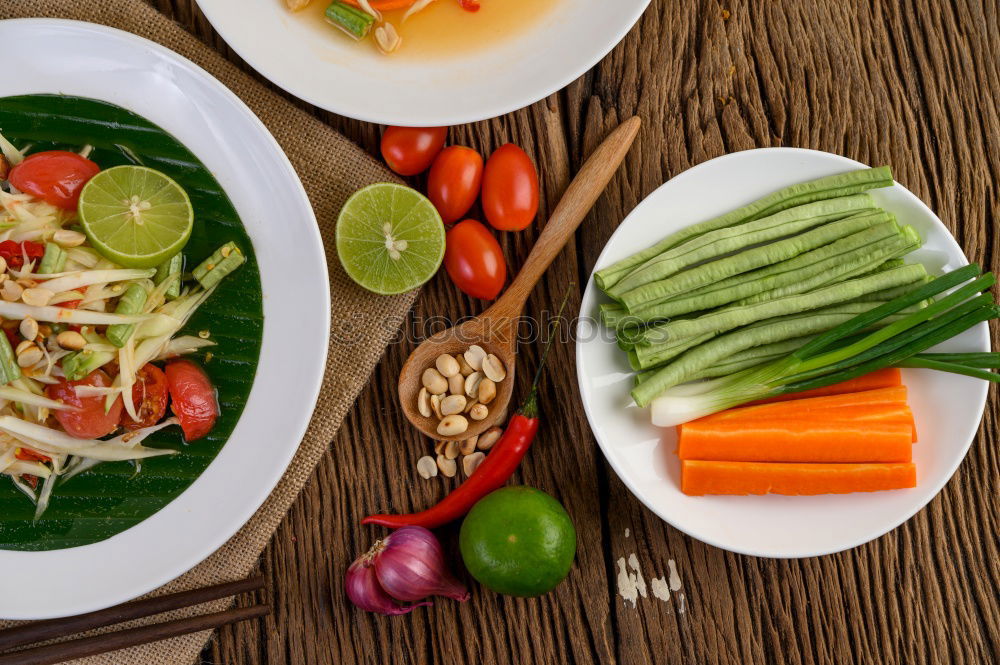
594;167;894;291
642;266;996;422
616;211;889;310
636;264;927;348
896;357;1000;380
903;352;1000;368
607;195;878;297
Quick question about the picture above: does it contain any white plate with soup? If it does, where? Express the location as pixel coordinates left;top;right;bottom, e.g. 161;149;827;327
194;0;651;125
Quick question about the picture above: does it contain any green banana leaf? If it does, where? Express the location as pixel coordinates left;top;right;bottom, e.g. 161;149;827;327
0;95;263;551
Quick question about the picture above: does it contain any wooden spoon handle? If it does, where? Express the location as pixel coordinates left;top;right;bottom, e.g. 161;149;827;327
482;116;641;321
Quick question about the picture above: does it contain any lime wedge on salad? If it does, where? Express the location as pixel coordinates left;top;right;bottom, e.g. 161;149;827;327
336;183;445;295
77;165;193;268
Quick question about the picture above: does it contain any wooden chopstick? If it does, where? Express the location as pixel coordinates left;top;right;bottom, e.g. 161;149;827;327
0;605;269;665
0;575;265;652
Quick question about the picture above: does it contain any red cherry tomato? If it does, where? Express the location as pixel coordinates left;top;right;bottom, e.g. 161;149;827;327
380;126;448;176
427;146;483;224
444;220;506;299
482;144;539;231
0;241;45;270
7;151;100;210
121;364;170;431
46;370;124;439
165;359;219;441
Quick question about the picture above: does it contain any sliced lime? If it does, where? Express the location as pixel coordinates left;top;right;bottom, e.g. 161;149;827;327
336;183;445;295
77;165;193;269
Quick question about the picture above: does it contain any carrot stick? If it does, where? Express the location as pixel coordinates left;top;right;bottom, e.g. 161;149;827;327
681;460;917;496
747;368;902;405
677;419;913;463
703;386;908;422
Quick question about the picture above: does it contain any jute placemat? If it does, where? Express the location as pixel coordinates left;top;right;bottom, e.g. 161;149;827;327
0;1;414;663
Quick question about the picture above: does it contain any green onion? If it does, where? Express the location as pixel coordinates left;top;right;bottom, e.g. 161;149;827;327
325;2;376;40
638;266;997;420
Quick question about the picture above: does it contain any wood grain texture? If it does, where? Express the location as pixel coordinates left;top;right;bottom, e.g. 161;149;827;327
147;1;999;663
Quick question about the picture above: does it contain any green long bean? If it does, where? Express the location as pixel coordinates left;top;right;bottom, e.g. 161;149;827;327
637;264;927;348
617;211;889;311
607;195;878;297
621;222;911;324
734;227;921;306
594;166;894;291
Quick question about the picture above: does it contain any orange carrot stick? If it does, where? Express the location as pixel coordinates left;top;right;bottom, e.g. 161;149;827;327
702;386;908;422
681;460;917;496
747;368;902;405
677;419;913;463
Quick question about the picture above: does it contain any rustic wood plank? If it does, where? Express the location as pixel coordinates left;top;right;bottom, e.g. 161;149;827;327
142;1;1000;663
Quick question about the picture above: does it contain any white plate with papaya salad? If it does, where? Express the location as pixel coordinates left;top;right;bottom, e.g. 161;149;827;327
576;148;993;558
0;19;328;619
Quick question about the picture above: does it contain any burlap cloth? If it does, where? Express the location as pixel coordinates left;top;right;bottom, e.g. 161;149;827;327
0;1;415;662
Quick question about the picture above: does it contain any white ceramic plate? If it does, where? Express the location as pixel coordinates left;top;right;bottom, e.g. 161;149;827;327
577;148;990;559
195;0;650;125
0;19;329;618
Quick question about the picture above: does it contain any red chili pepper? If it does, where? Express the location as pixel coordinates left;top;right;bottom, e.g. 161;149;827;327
3;326;18;349
363;389;540;530
0;240;44;269
459;0;480;11
22;474;38;490
15;448;51;463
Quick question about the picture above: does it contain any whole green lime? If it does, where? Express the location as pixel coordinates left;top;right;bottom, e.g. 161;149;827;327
459;486;576;597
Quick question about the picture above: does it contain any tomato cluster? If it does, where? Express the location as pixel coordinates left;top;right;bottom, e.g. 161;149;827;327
46;359;218;441
380;127;540;300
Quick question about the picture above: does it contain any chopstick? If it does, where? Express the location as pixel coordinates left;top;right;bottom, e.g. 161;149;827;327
0;576;267;665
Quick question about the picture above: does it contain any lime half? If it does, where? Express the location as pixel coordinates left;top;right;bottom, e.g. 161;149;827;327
77;165;193;268
336;183;445;295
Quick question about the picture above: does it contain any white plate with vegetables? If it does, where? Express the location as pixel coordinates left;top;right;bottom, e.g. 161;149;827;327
576;148;992;558
195;0;650;125
0;19;328;618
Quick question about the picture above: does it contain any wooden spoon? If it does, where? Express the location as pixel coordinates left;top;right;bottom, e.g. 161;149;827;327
399;116;641;442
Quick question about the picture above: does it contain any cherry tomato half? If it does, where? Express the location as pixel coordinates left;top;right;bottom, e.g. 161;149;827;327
165;359;219;441
7;151;100;210
482;144;539;231
46;370;124;439
427;146;483;224
122;364;170;431
381;126;448;176
444;219;506;300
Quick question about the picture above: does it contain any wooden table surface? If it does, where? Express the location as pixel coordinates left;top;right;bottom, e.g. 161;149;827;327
152;1;999;663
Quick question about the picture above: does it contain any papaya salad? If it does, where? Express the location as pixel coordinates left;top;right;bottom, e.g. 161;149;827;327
0;133;245;519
